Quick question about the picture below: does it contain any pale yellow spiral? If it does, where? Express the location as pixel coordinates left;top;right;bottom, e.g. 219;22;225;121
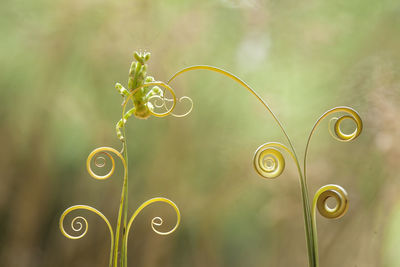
59;205;115;266
59;205;114;241
161;96;194;118
329;111;362;142
123;197;180;264
313;184;349;219
126;197;180;238
86;147;126;180
311;106;362;143
253;142;297;179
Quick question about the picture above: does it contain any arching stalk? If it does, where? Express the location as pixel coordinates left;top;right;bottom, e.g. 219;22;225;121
168;65;317;266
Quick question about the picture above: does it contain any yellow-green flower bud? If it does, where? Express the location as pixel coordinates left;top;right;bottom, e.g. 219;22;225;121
144;52;150;62
133;51;144;65
145;76;155;83
115;83;129;97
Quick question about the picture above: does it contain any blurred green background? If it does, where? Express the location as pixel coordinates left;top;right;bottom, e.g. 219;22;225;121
1;0;400;266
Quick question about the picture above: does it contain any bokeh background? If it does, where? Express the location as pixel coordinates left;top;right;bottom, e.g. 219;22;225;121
1;0;400;266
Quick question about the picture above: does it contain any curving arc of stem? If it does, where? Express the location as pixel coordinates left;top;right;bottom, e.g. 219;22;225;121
123;197;181;265
59;205;114;267
303;106;363;182
167;66;297;152
169;67;363;267
168;65;317;267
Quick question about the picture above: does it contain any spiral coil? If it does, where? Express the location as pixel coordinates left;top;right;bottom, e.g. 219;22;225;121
314;184;349;219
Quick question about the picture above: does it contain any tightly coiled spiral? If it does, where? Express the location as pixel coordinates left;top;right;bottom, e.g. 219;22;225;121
315;106;362;143
59;205;114;241
122;198;181;265
125;197;181;238
313;184;349;219
253;142;296;179
158;95;194;118
86;147;126;180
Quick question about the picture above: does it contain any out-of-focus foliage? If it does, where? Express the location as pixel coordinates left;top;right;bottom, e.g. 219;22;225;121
0;0;399;266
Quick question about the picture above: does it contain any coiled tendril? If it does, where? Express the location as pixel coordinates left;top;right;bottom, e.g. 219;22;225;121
301;107;362;267
328;110;362;142
86;147;126;180
59;205;113;240
116;82;193;140
310;184;349;267
313;184;348;219
307;107;362;152
123;198;181;265
60;205;114;266
162;96;194;118
303;106;360;219
125;197;180;238
251;106;362;267
254;144;285;179
253;142;300;179
68;216;87;239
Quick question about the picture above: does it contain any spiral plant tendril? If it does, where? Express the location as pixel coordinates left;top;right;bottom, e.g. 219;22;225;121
59;52;187;267
60;52;362;267
168;65;362;267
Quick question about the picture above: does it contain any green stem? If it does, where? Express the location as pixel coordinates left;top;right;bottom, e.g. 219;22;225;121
311;193;319;267
121;128;129;267
113;139;128;267
300;174;317;267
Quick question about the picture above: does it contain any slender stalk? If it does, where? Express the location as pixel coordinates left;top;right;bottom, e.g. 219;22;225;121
121;127;129;267
300;174;316;267
311;194;319;267
113;139;128;267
